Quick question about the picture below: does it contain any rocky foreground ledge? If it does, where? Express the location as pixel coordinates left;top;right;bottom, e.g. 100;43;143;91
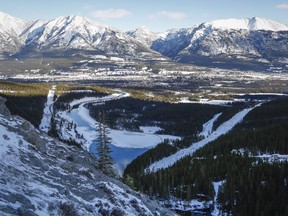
0;96;176;216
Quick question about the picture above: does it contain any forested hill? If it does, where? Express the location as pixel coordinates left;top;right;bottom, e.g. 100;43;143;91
125;97;288;215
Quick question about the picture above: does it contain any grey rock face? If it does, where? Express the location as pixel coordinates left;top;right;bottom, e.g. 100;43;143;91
0;96;11;117
0;98;177;216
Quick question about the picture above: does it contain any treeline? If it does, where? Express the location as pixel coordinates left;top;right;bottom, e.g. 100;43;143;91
125;140;178;176
0;81;51;127
53;84;111;111
54;91;107;111
56;84;111;94
0;81;51;96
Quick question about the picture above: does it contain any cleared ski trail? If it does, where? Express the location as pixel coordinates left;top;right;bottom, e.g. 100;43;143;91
147;104;261;172
39;85;56;132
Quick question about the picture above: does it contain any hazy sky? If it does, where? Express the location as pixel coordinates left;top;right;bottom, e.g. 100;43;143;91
1;0;288;31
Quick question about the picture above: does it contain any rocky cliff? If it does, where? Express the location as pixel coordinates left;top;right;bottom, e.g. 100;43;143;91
0;96;175;216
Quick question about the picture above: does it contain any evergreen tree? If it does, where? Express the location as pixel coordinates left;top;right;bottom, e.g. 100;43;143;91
96;111;114;176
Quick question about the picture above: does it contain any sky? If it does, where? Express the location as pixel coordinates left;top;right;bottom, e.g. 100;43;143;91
0;0;288;32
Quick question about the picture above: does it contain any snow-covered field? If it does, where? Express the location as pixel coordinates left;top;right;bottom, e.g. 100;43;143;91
54;91;179;174
147;104;261;172
64;103;179;149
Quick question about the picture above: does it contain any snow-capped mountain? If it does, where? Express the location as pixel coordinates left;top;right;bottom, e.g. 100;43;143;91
208;17;288;31
0;12;27;35
0;12;163;61
21;15;163;59
0;12;28;57
149;17;288;71
126;26;163;47
0;12;288;71
0;96;175;216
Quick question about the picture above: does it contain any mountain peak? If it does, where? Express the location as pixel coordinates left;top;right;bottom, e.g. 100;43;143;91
208;17;288;31
127;26;163;47
49;15;107;29
135;26;152;33
0;11;27;34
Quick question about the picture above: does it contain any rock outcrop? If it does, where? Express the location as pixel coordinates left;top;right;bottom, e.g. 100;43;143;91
0;97;176;216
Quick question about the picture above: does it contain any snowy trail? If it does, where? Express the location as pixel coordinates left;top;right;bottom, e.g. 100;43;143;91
199;113;222;138
39;85;56;132
212;181;225;216
69;92;130;108
147;104;261;172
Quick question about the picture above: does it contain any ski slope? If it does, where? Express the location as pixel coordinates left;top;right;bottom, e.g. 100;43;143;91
147;104;261;172
199;113;222;138
39;85;56;132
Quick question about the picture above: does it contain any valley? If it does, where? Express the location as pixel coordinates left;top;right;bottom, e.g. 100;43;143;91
0;9;288;216
1;80;288;215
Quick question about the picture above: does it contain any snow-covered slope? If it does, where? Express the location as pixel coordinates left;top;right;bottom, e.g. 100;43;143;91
147;104;260;172
0;96;175;216
25;15;110;50
209;17;288;31
151;17;288;71
0;11;165;61
0;12;28;58
126;26;163;47
21;15;165;60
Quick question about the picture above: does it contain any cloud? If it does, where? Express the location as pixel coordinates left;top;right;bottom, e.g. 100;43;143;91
275;3;288;9
91;8;131;20
148;11;187;21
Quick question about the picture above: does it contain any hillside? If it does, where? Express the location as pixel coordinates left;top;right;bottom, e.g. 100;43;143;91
125;97;288;215
0;96;175;216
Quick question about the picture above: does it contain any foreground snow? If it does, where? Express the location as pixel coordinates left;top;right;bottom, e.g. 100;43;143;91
39;85;56;132
147;104;261;172
161;196;212;213
0;105;175;215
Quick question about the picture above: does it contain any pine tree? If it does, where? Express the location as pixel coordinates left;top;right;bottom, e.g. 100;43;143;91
96;111;114;176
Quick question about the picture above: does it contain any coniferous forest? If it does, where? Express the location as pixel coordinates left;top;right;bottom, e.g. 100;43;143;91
1;81;287;215
124;97;288;216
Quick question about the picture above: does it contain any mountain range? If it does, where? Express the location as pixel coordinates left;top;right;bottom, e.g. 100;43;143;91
1;11;288;71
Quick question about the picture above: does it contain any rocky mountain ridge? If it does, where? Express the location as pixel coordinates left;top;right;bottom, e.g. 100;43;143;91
148;17;288;71
0;12;288;71
0;12;163;61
